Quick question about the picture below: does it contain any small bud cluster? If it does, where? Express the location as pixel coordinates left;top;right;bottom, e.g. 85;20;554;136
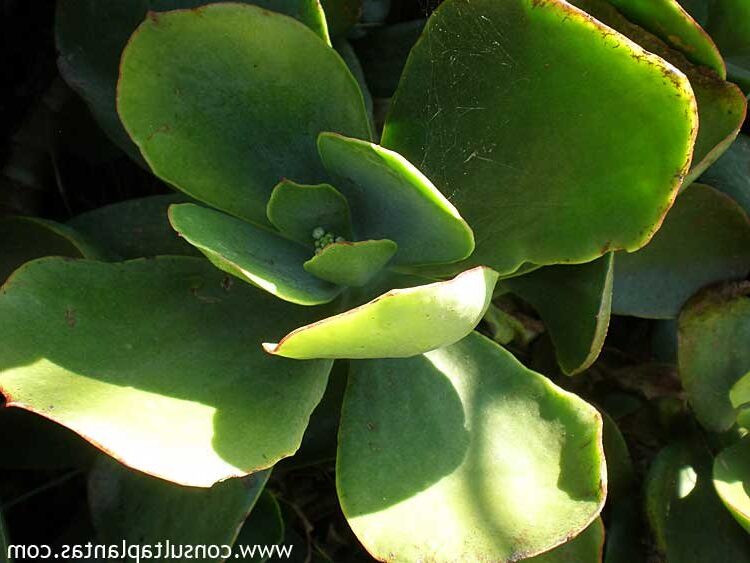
312;227;345;253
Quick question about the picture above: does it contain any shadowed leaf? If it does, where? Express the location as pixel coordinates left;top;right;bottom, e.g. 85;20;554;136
303;239;397;286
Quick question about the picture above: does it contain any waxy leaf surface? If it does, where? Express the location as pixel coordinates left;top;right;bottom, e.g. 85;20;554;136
264;267;498;359
503;254;613;375
678;283;750;431
169;204;341;306
89;459;269;555
382;0;697;274
56;0;331;160
605;0;725;75
234;492;285;562
713;438;750;534
69;194;198;259
700;134;750;216
266;181;353;247
337;332;605;561
317;133;474;266
0;257;333;486
526;519;604;563
0;216;104;281
303;239;398;287
118;3;370;225
613;184;750;319
646;441;750;561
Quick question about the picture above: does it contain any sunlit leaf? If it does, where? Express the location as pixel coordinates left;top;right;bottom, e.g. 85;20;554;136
678;282;750;431
337;332;605;561
730;372;750;429
317;132;474;266
613;183;750;319
118;3;370;225
264;267;498;359
303;239;398;286
89;458;269;558
0;257;333;486
525;519;604;563
169;203;341;306
503;254;613;375
645;440;750;560
383;0;697;274
713;437;750;534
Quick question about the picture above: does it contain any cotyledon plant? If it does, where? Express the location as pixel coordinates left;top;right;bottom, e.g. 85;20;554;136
2;0;741;560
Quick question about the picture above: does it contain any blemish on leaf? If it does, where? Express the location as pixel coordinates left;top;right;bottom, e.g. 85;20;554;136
65;307;76;328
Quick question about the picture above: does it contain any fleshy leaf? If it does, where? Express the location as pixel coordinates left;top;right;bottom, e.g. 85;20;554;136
266;180;353;247
69;194;199;259
89;458;269;550
56;0;331;161
169;203;341;306
321;0;362;37
317;132;474;266
1;216;106;281
700;134;750;216
645;440;750;560
613;183;750;319
303;239;398;287
234;492;285;561
604;0;725;75
730;372;750;429
382;0;697;275
526;519;605;563
264;267;498;359
713;438;750;534
503;254;613;375
0;257;333;486
336;332;605;561
678;282;750;431
117;3;370;225
572;0;746;185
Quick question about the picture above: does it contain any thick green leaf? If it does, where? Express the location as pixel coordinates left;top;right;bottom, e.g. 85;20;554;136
89;458;269;560
700;134;750;216
0;408;95;469
604;0;725;75
321;0;362;37
678;282;750;431
601;410;636;502
266;180;353;247
503;255;613;375
69;194;199;259
603;497;645;563
169;203;341;306
303;239;397;286
56;0;331;159
0;216;105;281
714;438;750;533
317;133;474;266
613;183;750;319
693;0;750;92
572;0;746;186
337;332;605;561
234;492;285;562
730;372;750;429
0;257;332;486
525;519;604;563
118;4;370;225
382;0;697;275
264;267;498;359
645;440;750;561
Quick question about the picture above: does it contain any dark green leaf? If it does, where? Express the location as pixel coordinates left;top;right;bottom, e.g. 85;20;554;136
233;492;285;562
700;134;750;216
117;4;370;225
613;183;750;319
169;204;342;306
503;255;614;375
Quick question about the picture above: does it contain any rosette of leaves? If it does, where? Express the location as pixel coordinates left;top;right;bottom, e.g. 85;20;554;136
2;0;730;559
